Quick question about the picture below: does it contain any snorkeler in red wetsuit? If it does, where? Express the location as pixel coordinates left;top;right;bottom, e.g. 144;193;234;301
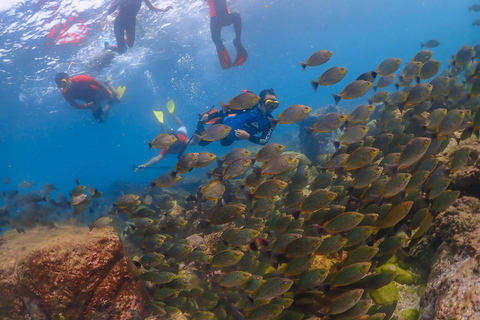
205;0;247;69
55;73;122;123
135;102;191;172
105;0;172;54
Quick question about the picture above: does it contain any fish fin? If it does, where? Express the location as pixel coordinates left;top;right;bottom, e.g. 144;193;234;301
394;83;399;91
385;164;399;177
373;85;377;93
147;141;153;151
415;77;420;84
333;140;341;150
310;80;319;93
300;61;307;71
367;98;373;105
305;126;315;137
332;94;342;105
420;42;424;48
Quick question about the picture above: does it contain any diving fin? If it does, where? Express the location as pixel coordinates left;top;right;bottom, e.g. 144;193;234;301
105;75;111;83
116;85;126;99
166;100;175;114
153;111;164;124
216;45;232;70
233;47;248;67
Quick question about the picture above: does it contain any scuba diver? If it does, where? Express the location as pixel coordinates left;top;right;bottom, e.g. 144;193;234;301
55;73;126;123
205;0;247;69
135;100;190;172
194;89;279;146
105;0;173;54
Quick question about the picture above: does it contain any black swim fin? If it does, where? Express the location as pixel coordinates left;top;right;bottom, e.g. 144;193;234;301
233;46;248;67
216;45;232;70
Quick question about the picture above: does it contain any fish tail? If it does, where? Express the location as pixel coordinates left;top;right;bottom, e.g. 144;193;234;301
394;83;400;91
310;79;319;93
147;141;153;151
385;164;399;177
367;98;373;105
299;61;307;71
420;42;424;48
373;85;377;93
332;94;342;105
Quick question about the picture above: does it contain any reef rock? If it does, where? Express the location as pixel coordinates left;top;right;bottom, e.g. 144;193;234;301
0;225;147;319
416;196;480;320
297;104;347;161
436;136;480;197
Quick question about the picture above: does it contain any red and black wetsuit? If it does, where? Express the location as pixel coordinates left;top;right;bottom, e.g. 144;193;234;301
108;0;144;53
206;0;242;49
61;75;112;109
160;133;189;156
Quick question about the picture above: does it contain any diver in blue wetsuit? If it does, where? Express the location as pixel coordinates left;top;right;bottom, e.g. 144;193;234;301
205;0;247;69
194;89;279;146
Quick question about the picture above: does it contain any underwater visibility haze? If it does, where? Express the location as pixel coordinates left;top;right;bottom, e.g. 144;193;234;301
1;0;480;319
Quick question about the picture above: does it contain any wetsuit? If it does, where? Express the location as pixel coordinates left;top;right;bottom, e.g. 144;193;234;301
160;133;189;156
61;75;112;119
198;106;274;146
205;0;246;69
108;0;143;53
206;0;241;48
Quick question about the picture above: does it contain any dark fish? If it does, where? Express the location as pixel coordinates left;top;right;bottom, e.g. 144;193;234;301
412;50;433;63
3;177;10;184
310;67;348;91
332;80;373;105
376;58;402;76
221;92;261;110
300;50;333;70
421;40;440;48
356;71;378;83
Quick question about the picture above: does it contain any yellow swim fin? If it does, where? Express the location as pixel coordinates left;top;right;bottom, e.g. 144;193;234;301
153;111;164;124
166;100;175;114
116;85;126;99
106;75;111;83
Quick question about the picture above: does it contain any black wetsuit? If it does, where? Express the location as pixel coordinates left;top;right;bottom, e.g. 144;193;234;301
108;0;144;53
206;0;242;49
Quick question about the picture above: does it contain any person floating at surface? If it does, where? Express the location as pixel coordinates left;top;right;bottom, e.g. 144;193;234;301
194;89;279;146
205;0;247;69
105;0;173;54
135;100;190;172
55;73;125;123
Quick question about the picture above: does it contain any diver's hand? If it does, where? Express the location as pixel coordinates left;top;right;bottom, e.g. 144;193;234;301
235;129;250;140
134;165;146;173
200;113;209;122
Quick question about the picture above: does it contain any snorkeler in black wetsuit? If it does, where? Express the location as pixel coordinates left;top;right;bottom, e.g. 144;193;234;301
105;0;172;54
205;0;247;69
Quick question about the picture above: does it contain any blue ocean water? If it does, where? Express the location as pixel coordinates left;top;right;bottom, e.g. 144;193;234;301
0;0;478;215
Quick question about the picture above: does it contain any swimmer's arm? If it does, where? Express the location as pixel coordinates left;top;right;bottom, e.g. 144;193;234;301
142;153;165;168
63;94;88;109
144;0;173;12
248;127;274;145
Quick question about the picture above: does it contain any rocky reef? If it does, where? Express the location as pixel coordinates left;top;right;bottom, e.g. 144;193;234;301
0;225;147;320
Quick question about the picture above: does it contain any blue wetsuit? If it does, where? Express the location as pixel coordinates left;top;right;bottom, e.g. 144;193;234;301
198;106;274;146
